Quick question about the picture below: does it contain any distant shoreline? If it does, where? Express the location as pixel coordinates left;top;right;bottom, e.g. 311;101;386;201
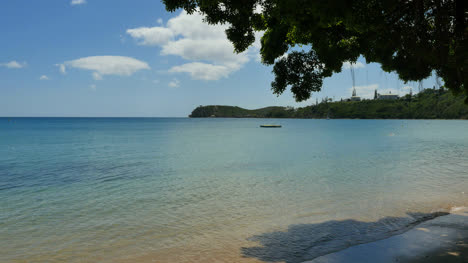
189;89;468;119
1;117;466;120
192;117;468;120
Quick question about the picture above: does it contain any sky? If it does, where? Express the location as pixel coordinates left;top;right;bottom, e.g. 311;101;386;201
0;0;440;117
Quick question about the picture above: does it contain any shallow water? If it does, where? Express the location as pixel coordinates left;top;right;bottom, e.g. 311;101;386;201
1;118;467;262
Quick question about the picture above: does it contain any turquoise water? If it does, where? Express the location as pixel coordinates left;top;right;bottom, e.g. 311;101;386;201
1;118;467;263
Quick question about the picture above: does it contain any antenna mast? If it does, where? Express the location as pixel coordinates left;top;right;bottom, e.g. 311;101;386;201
350;62;356;96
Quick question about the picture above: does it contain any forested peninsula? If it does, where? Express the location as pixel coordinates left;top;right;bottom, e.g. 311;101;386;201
189;89;468;119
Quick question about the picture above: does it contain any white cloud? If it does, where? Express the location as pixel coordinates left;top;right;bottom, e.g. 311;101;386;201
39;75;49;80
157;18;163;25
275;53;289;62
71;0;86;5
56;63;67;74
62;56;150;79
169;62;232;80
127;10;255;80
90;84;96;90
342;61;365;70
402;85;413;92
401;85;417;95
126;27;174;46
168;78;180;88
1;60;26;69
402;86;412;91
252;31;264;62
160;38;248;66
92;72;103;80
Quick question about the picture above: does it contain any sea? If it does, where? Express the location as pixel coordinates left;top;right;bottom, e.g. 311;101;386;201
1;118;467;263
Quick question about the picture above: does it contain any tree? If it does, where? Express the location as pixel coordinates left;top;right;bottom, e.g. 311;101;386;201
162;0;467;102
374;89;378;100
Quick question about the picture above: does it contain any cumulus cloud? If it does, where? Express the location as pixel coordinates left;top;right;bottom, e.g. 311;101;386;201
126;27;174;46
169;62;233;80
342;61;365;70
1;60;26;69
127;10;255;80
39;75;49;80
61;56;150;79
71;0;86;5
157;18;163;25
168;78;180;88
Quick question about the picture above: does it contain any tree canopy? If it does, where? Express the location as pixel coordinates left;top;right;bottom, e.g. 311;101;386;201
162;0;467;102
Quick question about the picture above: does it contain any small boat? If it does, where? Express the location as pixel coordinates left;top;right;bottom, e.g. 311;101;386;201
260;124;282;128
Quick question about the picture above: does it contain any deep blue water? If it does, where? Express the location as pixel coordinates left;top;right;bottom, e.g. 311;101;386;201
1;118;467;262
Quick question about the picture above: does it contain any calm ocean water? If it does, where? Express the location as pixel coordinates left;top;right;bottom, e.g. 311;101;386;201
1;118;467;263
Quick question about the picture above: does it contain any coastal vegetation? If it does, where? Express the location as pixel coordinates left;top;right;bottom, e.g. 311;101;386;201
163;0;467;102
190;88;468;119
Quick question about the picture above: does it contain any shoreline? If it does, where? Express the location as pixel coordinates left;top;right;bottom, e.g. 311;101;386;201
306;207;468;263
190;117;468;120
2;116;467;120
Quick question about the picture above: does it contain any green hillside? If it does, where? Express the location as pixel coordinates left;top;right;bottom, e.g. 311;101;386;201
189;89;468;119
189;106;295;118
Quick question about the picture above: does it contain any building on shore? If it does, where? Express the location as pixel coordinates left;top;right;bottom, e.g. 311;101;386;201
349;87;361;101
377;91;399;100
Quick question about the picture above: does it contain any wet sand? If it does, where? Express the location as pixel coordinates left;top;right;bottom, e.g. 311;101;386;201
308;207;468;263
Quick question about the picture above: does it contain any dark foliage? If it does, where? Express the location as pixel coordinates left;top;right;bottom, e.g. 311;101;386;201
163;0;467;102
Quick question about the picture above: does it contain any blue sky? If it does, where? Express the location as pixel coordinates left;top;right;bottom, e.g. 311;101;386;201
0;0;439;117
